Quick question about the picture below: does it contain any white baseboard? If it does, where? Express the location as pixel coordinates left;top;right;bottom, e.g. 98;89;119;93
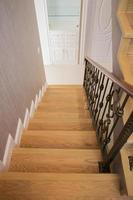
30;100;35;118
0;161;4;171
15;118;23;145
34;94;39;110
23;109;30;130
38;89;42;103
2;134;15;171
42;82;47;97
0;84;47;171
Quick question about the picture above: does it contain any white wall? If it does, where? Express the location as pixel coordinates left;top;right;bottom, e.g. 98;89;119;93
34;0;51;65
85;0;112;72
45;64;85;85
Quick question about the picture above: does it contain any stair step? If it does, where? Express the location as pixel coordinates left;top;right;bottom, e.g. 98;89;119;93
21;131;98;149
37;106;88;113
29;118;92;124
34;111;90;119
0;173;120;199
9;148;102;173
28;120;94;131
45;88;85;93
42;96;87;103
48;85;83;88
43;92;87;99
38;102;88;109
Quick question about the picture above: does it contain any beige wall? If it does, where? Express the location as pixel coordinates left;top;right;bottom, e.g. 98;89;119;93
0;0;46;159
111;0;123;78
85;0;112;71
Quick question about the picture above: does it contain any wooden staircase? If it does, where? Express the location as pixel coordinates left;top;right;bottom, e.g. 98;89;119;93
0;86;123;199
117;0;133;86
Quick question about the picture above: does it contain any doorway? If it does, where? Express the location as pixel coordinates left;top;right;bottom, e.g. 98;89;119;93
47;0;81;65
34;0;88;84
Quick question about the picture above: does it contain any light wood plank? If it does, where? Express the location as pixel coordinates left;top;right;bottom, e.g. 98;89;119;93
117;12;133;38
37;106;89;113
38;102;88;109
0;173;120;200
28;120;94;131
48;85;83;88
21;131;98;149
29;118;92;124
34;111;90;119
9;148;102;173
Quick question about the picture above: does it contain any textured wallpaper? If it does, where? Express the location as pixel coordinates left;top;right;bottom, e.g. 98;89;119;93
85;0;112;71
0;0;46;160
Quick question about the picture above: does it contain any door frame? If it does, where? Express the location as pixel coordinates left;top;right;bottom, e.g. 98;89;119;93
34;0;88;66
78;0;88;66
34;0;51;65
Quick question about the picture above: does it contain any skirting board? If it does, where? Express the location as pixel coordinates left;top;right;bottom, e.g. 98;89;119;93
0;83;47;171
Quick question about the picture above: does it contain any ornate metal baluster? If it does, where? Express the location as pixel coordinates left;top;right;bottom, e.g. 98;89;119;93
91;72;103;119
88;65;95;99
94;74;105;120
89;67;97;105
83;59;87;87
84;58;133;172
85;62;92;97
85;63;93;100
91;70;100;113
89;68;99;114
99;111;133;172
100;87;121;148
97;82;114;140
102;93;129;150
95;78;109;125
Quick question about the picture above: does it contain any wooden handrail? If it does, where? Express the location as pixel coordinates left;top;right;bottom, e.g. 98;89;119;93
85;56;133;97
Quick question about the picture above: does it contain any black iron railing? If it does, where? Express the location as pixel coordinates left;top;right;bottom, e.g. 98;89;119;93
84;57;133;172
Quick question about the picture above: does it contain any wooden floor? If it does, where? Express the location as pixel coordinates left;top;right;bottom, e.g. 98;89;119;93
0;85;122;199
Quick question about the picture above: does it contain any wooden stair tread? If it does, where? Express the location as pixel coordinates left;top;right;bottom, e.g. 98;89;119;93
29;118;92;123
117;12;133;38
46;88;85;92
28;120;94;131
42;97;87;103
34;111;90;119
9;148;101;173
127;12;133;29
43;93;87;99
0;173;120;199
38;102;88;109
1;85;123;198
48;85;83;88
37;107;88;112
119;54;133;85
21;130;98;149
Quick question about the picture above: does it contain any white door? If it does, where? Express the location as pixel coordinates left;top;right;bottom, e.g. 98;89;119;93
47;0;81;65
49;30;79;64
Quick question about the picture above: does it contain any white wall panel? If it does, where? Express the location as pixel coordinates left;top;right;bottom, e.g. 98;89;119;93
85;0;112;71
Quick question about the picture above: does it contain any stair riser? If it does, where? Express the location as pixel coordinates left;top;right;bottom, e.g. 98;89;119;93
34;112;90;119
37;107;88;113
30;119;92;124
21;134;98;149
43;95;87;100
38;103;88;109
28;122;94;131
